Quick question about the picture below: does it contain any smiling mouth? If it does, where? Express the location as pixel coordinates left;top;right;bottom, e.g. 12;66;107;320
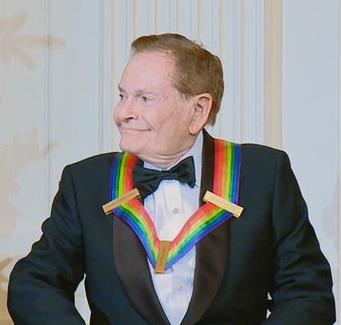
120;127;151;132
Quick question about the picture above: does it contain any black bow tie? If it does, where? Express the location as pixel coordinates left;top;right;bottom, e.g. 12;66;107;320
133;156;196;199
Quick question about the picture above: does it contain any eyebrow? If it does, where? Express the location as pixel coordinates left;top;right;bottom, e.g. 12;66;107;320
117;85;155;96
118;85;126;93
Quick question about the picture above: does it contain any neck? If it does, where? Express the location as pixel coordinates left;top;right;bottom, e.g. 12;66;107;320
138;138;197;169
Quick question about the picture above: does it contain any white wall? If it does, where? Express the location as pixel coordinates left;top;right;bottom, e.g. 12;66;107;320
0;0;339;323
282;2;340;321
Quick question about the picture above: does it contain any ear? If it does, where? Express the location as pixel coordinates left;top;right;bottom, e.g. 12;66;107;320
189;93;212;135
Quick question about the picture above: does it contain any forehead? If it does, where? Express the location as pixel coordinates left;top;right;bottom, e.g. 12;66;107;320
120;52;176;91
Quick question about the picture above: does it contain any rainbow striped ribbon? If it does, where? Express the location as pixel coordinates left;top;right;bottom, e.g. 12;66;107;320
110;139;241;270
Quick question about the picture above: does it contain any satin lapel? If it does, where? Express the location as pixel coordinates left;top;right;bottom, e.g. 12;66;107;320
181;130;230;325
112;163;170;325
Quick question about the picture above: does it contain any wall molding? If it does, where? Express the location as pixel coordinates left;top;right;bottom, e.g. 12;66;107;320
99;0;113;153
239;0;265;144
213;0;265;143
264;0;283;149
337;0;341;315
43;0;51;210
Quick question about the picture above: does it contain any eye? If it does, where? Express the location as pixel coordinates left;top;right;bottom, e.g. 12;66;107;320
141;96;150;103
119;93;126;101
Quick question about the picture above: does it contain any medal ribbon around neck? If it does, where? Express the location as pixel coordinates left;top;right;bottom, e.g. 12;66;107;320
109;139;241;271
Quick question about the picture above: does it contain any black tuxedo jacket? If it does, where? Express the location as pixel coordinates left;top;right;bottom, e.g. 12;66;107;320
8;132;335;324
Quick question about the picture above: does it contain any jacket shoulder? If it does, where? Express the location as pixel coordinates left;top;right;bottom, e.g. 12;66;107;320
241;143;287;158
64;152;117;173
240;143;290;165
238;143;293;182
60;152;122;186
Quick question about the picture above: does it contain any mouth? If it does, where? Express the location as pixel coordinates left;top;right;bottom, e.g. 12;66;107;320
119;127;151;133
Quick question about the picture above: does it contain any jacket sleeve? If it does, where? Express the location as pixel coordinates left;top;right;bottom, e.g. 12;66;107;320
263;151;335;324
7;166;86;324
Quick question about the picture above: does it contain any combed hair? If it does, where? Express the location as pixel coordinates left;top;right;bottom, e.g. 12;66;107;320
131;33;224;125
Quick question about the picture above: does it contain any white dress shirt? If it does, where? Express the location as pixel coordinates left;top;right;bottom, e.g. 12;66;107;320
144;132;203;325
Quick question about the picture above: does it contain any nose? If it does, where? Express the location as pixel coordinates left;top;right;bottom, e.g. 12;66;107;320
114;97;138;125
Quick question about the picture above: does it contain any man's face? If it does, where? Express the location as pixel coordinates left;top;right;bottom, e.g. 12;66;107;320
114;51;197;166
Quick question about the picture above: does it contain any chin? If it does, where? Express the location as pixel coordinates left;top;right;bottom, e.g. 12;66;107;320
119;140;141;155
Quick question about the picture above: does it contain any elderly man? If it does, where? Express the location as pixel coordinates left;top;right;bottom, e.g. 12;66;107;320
8;33;335;324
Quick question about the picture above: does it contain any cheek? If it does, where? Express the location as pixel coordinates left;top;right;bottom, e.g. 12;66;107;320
147;100;190;135
163;109;191;133
113;105;120;124
153;116;175;136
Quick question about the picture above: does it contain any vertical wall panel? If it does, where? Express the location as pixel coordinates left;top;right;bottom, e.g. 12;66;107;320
240;0;265;143
216;0;230;138
175;0;197;37
48;0;102;188
197;0;214;46
337;25;341;320
134;0;155;35
208;0;265;144
155;0;177;33
98;0;113;153
112;0;131;152
282;0;339;314
264;0;283;149
0;1;53;323
213;0;241;141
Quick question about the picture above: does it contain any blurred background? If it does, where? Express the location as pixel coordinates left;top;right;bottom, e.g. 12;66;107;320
0;0;340;323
